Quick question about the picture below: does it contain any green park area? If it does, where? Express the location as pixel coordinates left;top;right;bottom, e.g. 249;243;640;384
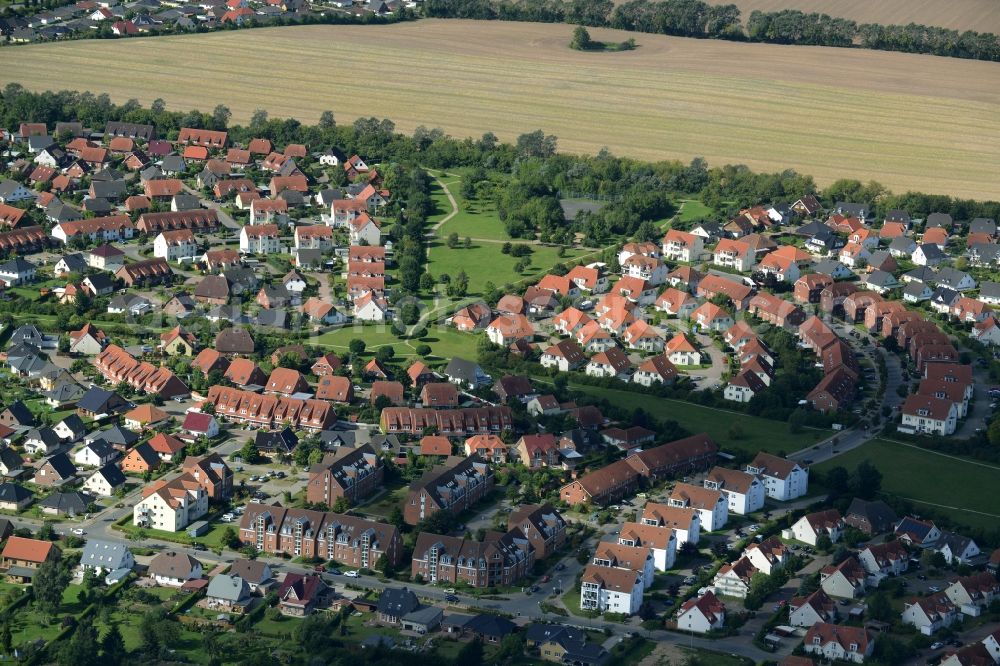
314;323;480;364
814;438;1000;531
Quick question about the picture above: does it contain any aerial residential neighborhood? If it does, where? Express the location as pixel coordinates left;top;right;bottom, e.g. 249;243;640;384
0;16;997;663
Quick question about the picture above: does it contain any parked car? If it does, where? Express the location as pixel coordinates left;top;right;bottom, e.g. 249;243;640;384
445;594;459;602
71;528;85;536
928;585;941;593
930;642;944;650
344;570;359;578
221;513;235;522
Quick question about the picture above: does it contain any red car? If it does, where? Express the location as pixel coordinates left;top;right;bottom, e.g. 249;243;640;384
541;575;551;583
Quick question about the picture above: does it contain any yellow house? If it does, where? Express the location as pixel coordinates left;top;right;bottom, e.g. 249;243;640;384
160;325;197;356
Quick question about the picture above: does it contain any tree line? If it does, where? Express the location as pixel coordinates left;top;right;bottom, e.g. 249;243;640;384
424;0;1000;62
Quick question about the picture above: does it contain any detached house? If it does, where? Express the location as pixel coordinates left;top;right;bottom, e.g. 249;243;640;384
820;556;867;599
902;593;961;635
793;510;844;547
677;591;726;634
790;589;838;628
858;541;909;580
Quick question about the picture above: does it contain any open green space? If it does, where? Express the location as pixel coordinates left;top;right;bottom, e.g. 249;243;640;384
430;175;512;242
426;240;589;295
356;478;408;519
314;324;480;362
556;382;825;455
677;200;714;223
814;438;1000;531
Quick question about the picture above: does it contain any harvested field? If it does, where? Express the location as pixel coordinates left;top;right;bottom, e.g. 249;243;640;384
2;20;999;199
711;0;1000;35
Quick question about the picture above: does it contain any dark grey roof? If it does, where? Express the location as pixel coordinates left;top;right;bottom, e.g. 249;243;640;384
84;198;113;215
884;209;910;224
0;448;24;472
57;253;88;272
41;452;76;479
465;613;516;637
90;179;126;199
84;439;116;460
84;273;114;292
26;427;60;448
888;236;916;252
1;400;34;426
903;267;937;283
170;194;200;211
979;282;1000;300
930;287;960;307
864;270;897;287
0;257;37;275
222;267;258;292
91;425;139;447
93;463;126;488
9;323;45;347
376;587;419;617
916;243;945;261
925;212;953;229
38;491;91;514
0;483;31;503
846;498;897;533
254;427;297;453
969;243;1000;264
254;309;287;329
160;155;186;172
444;357;484;384
903;282;930;298
969;218;997;235
140;166;163;182
935;268;973;290
834;202;870;218
77;387;127;415
319;429;361;449
206;305;244;323
46;382;85;406
811;260;848;277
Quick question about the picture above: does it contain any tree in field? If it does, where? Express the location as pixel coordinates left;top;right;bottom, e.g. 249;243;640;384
447;232;459;248
349;339;366;355
319;110;335;128
570;25;593;50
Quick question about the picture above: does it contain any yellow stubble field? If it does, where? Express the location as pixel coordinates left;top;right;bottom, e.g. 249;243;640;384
2;20;998;199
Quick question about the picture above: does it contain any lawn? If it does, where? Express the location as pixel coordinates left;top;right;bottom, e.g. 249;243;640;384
356;478;408;519
4;22;999;198
813;438;1000;531
553;382;825;455
426;240;589;295
313;324;480;363
677;200;714;223
430;173;512;241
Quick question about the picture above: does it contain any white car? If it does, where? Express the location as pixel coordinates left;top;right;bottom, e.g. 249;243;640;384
344;570;360;578
71;528;85;535
221;513;235;522
928;585;941;593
